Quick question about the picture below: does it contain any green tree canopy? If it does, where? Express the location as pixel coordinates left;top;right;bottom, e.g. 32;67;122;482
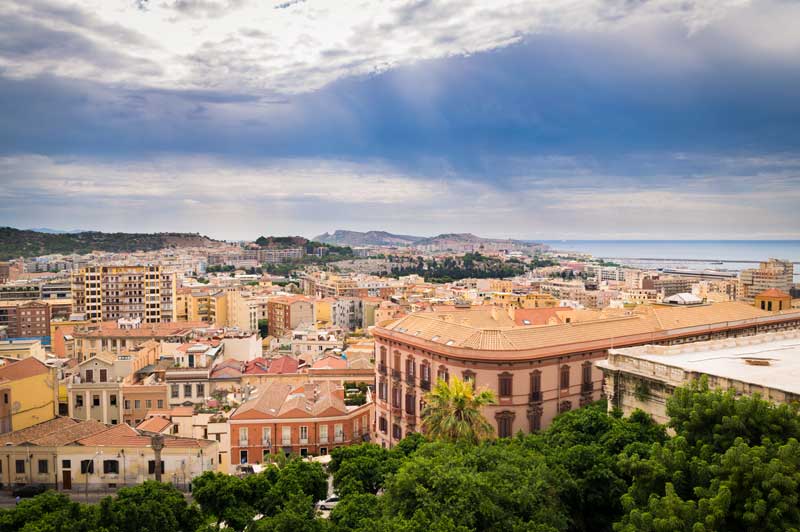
421;376;497;444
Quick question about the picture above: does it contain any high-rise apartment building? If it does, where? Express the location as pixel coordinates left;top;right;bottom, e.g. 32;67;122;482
72;265;176;323
738;259;794;302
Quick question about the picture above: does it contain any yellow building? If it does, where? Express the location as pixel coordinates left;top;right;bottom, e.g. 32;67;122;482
490;292;558;309
182;288;230;326
314;298;335;326
0;357;58;432
489;279;514;292
754;289;792;312
0;339;47;362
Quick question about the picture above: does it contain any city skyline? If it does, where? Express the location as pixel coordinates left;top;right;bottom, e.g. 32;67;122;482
2;0;800;240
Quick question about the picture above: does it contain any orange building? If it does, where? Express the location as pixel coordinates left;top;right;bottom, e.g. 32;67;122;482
229;380;372;463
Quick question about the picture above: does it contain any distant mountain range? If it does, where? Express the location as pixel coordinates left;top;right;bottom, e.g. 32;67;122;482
314;230;425;247
313;229;540;248
0;227;219;260
26;227;88;234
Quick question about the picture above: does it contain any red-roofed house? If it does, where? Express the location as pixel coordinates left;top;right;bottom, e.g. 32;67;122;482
755;289;792;312
267;355;299;375
230;380;372;464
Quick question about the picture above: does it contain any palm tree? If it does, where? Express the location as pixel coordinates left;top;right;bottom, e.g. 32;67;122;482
421;376;497;444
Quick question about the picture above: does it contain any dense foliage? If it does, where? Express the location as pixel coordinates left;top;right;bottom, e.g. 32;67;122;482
390;253;525;282
4;382;800;531
0;227;216;260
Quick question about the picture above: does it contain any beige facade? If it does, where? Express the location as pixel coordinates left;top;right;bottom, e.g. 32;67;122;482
0;417;216;491
738;259;794;302
72;265;176;323
598;330;800;424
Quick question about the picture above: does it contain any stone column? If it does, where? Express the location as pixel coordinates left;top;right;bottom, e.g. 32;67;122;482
101;389;108;424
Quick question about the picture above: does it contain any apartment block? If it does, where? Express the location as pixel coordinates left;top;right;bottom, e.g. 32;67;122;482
267;296;314;338
72;265;177;323
738;259;794;302
0;300;51;338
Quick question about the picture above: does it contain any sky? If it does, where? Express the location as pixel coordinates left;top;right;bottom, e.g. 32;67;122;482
1;0;799;241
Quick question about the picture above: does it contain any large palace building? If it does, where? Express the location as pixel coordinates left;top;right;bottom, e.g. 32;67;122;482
372;302;800;447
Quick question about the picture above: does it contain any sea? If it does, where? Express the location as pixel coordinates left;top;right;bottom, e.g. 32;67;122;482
539;240;800;282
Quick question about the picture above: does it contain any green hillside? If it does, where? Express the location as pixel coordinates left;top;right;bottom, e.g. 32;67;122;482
0;227;218;260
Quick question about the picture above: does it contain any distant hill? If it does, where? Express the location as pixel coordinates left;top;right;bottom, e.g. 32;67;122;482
414;233;485;246
313;230;424;247
26;227;87;234
0;227;219;260
313;230;543;248
254;235;310;248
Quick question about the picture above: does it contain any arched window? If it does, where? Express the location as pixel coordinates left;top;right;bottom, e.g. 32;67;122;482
530;370;542;402
463;369;476;388
495;410;516;438
498;372;513;398
527;404;543;432
560;365;570;390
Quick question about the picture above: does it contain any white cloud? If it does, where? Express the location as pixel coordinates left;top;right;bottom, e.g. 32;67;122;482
0;153;797;240
1;0;770;95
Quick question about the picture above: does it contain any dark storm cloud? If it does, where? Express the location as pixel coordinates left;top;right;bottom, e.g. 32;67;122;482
0;0;798;238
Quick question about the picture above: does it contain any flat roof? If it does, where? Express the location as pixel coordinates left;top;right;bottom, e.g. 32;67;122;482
605;330;800;395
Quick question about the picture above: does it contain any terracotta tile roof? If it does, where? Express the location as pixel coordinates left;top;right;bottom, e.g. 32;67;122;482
231;380;348;420
267;356;299;374
513;307;563;326
0;357;50;381
379;302;794;360
75;423;214;448
136;417;172;433
757;288;791;298
243;357;271;375
77;423;153;447
1;417;78;444
31;420;108;445
170;406;194;417
311;356;347;370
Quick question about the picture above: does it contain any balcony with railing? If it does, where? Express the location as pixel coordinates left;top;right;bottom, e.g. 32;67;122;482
282;437;291;445
581;382;594;394
529;391;543;403
319;436;328;444
420;379;431;391
239;438;248;447
378;363;387;375
262;439;271;447
299;437;309;445
391;369;401;381
405;373;415;386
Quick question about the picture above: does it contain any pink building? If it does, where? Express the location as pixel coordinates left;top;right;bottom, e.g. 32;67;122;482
373;302;800;447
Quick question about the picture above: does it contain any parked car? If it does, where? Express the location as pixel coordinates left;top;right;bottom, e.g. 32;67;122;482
12;484;47;498
316;495;340;511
